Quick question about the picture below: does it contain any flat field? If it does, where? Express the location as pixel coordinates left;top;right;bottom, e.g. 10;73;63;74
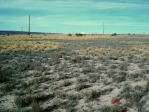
0;34;149;112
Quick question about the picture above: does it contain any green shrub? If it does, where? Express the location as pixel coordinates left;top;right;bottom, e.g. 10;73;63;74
129;73;141;79
144;80;149;93
19;62;31;71
134;85;144;91
82;67;95;74
0;83;13;92
54;91;66;99
122;85;132;93
0;66;13;83
107;70;117;78
119;62;128;71
143;69;149;74
70;56;83;63
14;96;24;107
132;91;145;112
88;73;99;82
31;102;41;112
21;81;29;89
84;90;98;102
34;93;54;102
14;89;27;96
132;91;144;103
100;88;113;95
61;80;71;87
68;34;72;36
99;105;127;112
119;91;132;99
119;71;127;76
58;63;69;72
113;75;126;83
97;66;107;71
76;77;88;83
99;106;111;112
110;65;117;69
14;95;33;107
75;83;85;91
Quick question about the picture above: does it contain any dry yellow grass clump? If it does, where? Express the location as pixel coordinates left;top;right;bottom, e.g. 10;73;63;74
75;41;149;60
120;41;149;60
0;35;63;53
33;34;115;40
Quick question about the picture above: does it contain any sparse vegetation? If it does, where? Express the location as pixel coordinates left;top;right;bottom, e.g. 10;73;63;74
0;34;149;111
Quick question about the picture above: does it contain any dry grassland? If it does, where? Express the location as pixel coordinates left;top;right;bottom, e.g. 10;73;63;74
0;34;149;112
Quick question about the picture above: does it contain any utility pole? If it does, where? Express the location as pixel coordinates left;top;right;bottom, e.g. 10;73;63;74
103;22;104;35
21;27;23;34
28;15;30;35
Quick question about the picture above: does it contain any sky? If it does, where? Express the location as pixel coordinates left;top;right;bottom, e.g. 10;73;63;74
0;0;149;34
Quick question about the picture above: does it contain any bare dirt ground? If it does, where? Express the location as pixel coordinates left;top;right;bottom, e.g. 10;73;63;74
0;34;149;112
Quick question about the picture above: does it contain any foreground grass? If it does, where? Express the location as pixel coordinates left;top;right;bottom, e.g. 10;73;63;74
0;34;149;112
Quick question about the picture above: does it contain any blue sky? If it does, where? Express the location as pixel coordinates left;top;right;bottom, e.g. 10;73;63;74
0;0;149;34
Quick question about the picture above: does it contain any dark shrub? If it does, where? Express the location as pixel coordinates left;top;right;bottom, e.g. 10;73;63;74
75;33;86;36
68;34;72;36
0;66;13;83
111;33;117;36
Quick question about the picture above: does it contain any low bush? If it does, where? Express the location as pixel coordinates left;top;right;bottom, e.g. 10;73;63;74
31;102;41;112
88;73;99;82
113;75;126;83
75;83;86;91
0;66;13;83
60;80;71;87
84;90;98;102
110;64;118;69
14;96;25;107
21;81;29;89
0;83;13;92
111;33;117;36
70;56;83;63
129;73;140;79
14;95;33;107
68;34;72;36
82;67;96;74
119;62;128;71
76;77;88;83
99;105;127;112
107;70;117;78
14;93;51;108
144;80;149;93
